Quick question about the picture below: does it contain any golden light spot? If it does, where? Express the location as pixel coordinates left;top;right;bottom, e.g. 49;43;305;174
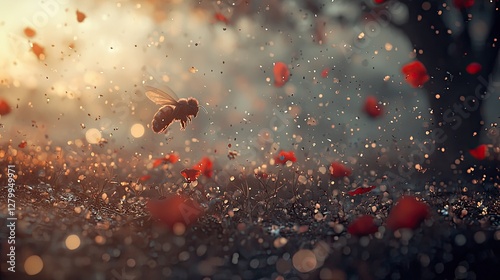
384;43;393;51
130;123;145;138
292;249;317;273
85;128;102;144
274;237;288;248
95;235;106;245
24;255;43;275
173;223;186;235
65;234;81;250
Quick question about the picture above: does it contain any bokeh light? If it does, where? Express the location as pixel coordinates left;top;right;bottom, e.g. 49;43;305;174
24;255;43;276
65;234;81;250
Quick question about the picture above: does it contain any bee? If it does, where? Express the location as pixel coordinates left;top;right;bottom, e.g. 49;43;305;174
145;85;199;133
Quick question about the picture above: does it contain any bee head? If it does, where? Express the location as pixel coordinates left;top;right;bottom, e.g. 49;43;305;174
188;98;199;116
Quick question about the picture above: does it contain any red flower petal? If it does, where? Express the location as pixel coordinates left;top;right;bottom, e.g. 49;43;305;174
401;61;429;88
0;99;11;116
466;62;482;75
147;195;203;229
167;153;180;164
330;162;352;178
273;62;290;87
24;27;36;38
152;153;179;168
453;0;474;9
31;42;45;60
139;174;151;182
348;215;378;236
181;169;201;183
76;10;86;23
364;96;383;118
274;150;297;165
387;196;429;231
321;68;329;78
347;185;376;196
18;141;27;149
214;12;229;24
193;157;214;178
469;144;487;160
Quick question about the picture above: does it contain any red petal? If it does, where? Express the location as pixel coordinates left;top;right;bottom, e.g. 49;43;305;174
0;99;10;116
193;157;214;178
181;169;201;183
348;215;378;236
469;144;487;160
273;62;290;87
167;153;180;163
401;61;429;88
321;68;329;78
76;10;86;23
386;196;429;231
330;162;352;178
364;96;383;118
147;195;203;229
139;174;151;182
18;141;27;149
453;0;474;9
373;0;387;4
347;185;376;196
274;150;297;165
32;42;45;60
152;158;165;168
24;27;36;38
214;12;229;24
466;62;482;75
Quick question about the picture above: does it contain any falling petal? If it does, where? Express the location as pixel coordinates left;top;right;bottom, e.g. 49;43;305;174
364;96;383;118
181;168;201;183
348;215;378;236
469;144;487;160
273;62;290;87
147;195;203;229
274;150;297;165
330;162;352;178
387;196;430;231
401;61;429;88
466;62;482;75
347;185;376;196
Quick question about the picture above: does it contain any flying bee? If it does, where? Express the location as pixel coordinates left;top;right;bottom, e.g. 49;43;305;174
145;85;199;133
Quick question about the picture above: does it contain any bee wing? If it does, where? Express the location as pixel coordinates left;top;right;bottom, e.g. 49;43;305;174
145;85;179;106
